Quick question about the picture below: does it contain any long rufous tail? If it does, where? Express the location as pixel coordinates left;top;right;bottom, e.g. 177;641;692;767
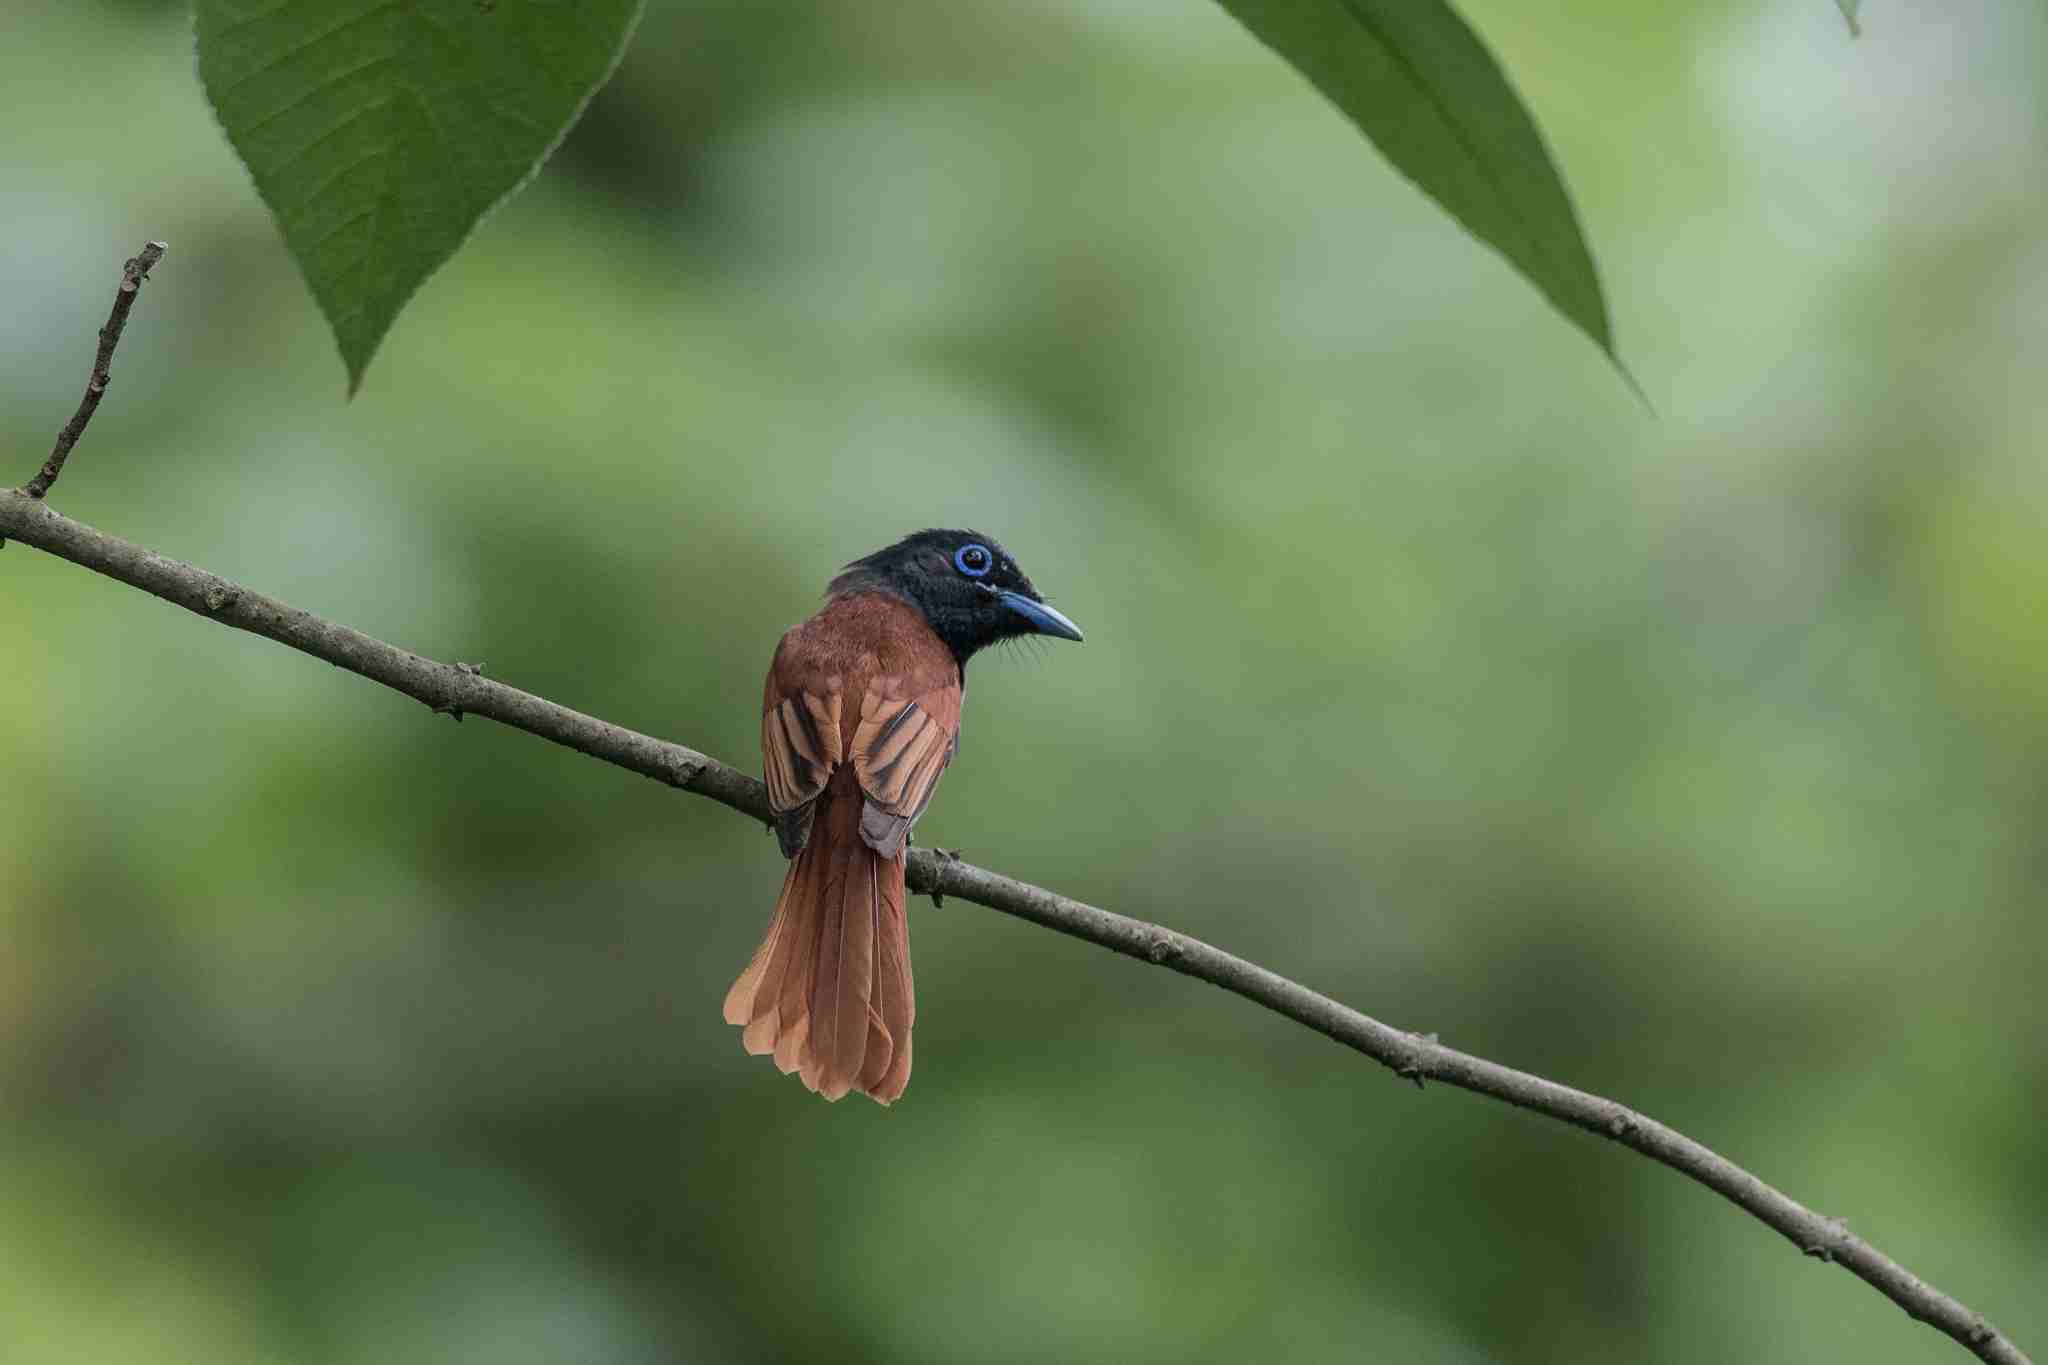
722;794;914;1103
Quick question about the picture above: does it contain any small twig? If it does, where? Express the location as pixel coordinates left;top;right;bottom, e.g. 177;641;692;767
21;241;167;500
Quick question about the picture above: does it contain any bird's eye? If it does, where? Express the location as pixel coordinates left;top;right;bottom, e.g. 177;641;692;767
953;544;992;577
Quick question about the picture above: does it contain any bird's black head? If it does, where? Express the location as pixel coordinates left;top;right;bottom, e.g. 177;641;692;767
829;528;1084;667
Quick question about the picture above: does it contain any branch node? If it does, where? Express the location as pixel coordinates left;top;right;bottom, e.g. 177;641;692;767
1395;1032;1439;1088
666;752;706;789
1607;1111;1638;1139
1804;1215;1852;1263
429;661;491;723
928;847;962;907
201;581;239;613
1146;932;1184;964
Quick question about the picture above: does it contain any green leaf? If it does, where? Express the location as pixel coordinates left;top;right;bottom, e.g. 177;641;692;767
1210;0;1618;370
195;0;643;394
1834;0;1862;36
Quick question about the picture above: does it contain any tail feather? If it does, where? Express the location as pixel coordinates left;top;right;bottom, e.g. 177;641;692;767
771;849;822;1073
872;885;914;1103
721;863;789;1027
726;796;916;1104
738;860;805;1055
770;895;815;1077
815;835;880;1100
857;1007;893;1094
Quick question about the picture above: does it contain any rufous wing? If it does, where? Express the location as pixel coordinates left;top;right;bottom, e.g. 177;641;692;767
762;690;843;813
761;689;843;855
851;680;961;858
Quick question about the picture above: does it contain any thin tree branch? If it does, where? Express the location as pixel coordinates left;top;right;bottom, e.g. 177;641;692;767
21;241;167;500
0;483;2030;1365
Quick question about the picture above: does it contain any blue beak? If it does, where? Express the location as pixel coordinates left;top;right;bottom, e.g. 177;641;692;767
997;590;1084;642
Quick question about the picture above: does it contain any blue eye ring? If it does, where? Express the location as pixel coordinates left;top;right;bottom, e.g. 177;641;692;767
954;543;993;578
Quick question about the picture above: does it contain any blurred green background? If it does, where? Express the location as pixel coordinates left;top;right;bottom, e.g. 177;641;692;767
4;1;2044;1361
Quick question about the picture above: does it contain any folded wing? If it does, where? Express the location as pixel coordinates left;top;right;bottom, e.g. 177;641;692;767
851;681;962;858
761;690;842;856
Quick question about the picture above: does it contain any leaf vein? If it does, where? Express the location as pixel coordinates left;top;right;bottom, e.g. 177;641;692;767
303;206;375;255
237;52;397;140
270;94;397;177
286;146;391;215
209;0;402;101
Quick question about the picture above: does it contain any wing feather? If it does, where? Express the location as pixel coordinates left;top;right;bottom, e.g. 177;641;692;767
762;692;843;815
852;681;961;848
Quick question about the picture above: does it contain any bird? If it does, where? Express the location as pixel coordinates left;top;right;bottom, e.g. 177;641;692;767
722;529;1084;1103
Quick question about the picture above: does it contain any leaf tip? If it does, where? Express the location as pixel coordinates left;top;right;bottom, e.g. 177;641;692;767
340;337;374;399
1615;358;1655;416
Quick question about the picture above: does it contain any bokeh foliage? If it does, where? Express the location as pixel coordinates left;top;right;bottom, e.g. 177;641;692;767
4;2;2045;1363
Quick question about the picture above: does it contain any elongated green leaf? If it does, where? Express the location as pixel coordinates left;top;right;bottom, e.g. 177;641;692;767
196;0;643;393
1835;0;1862;36
1211;0;1617;368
